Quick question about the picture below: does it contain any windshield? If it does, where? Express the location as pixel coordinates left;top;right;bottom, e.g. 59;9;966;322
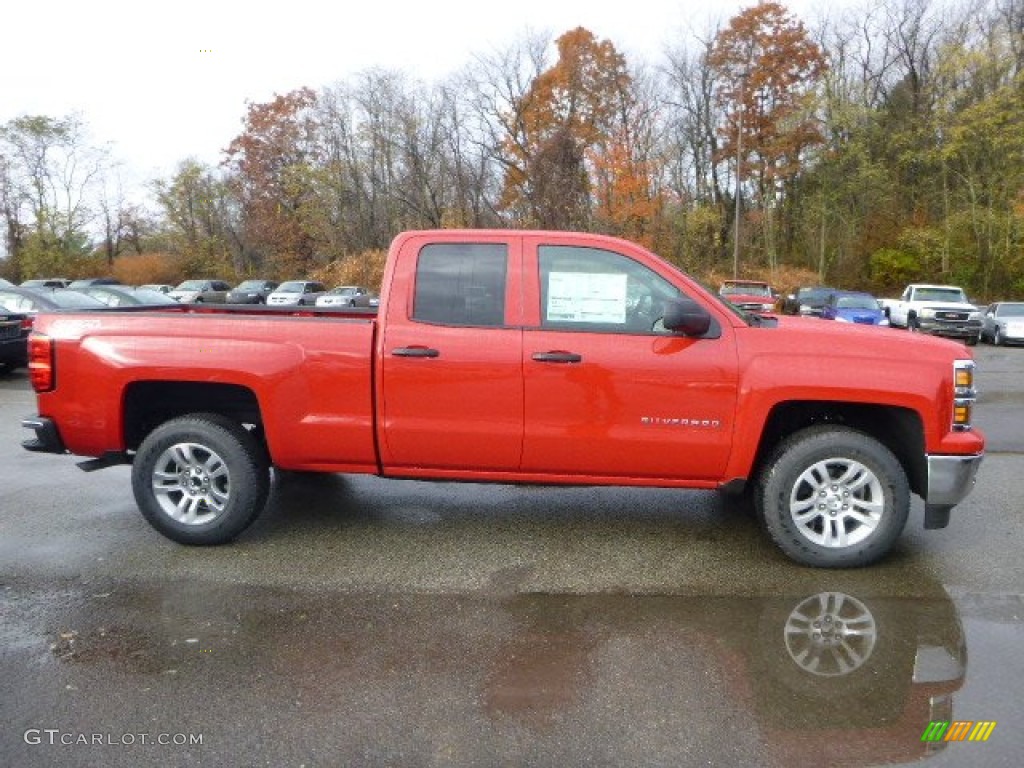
329;287;359;295
722;282;772;297
235;280;266;290
835;294;879;310
131;289;178;304
799;288;833;303
915;287;969;303
276;282;304;292
175;280;206;291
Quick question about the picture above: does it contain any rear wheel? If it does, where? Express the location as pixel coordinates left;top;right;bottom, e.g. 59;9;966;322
132;414;270;545
757;426;909;568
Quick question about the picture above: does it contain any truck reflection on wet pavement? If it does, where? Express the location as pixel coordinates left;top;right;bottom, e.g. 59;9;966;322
2;576;964;767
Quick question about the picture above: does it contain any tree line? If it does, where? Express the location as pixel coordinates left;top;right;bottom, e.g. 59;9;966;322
2;0;1023;299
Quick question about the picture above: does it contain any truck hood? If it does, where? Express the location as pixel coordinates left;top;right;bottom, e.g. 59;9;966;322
762;314;969;359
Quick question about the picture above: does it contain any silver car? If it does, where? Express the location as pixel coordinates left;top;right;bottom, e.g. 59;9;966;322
981;301;1024;346
315;285;378;308
168;279;232;303
266;281;328;306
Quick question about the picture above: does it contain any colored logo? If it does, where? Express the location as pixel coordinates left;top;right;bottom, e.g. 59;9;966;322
921;721;996;742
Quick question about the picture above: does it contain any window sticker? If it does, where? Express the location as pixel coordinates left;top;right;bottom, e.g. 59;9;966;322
547;272;628;324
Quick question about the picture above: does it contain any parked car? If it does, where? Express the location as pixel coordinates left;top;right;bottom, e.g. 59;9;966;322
168;279;232;303
74;285;180;307
980;301;1024;346
820;290;890;325
781;286;835;316
0;286;107;316
0;288;104;371
139;283;174;294
68;277;121;289
315;285;378;308
20;278;71;289
0;309;31;374
719;279;777;313
267;280;328;306
226;279;280;304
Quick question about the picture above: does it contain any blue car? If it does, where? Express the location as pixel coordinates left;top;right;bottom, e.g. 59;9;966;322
821;291;889;326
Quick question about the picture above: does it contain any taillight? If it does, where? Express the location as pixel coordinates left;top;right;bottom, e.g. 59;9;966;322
28;334;54;393
21;315;35;330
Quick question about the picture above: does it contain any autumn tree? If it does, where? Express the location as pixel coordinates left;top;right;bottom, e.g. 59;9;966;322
708;3;828;269
499;27;633;229
223;88;321;276
588;66;668;251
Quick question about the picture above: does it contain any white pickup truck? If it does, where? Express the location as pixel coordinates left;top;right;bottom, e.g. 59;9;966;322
882;284;982;344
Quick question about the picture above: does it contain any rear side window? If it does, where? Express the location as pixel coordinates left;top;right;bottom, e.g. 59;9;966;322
413;243;507;327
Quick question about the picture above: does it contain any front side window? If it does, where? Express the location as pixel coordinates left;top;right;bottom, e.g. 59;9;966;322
538;245;681;334
413;243;507;327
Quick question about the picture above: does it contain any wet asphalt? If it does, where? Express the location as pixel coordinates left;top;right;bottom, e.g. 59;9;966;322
1;345;1023;767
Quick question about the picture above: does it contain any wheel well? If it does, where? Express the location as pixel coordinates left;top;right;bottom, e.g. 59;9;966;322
752;401;927;498
123;381;263;451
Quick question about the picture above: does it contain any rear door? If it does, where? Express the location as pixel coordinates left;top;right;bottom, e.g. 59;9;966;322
379;234;524;473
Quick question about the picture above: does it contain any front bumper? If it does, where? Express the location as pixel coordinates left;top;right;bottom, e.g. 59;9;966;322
918;318;982;339
923;452;983;528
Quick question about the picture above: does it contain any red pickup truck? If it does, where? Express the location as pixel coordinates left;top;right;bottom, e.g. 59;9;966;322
21;229;984;567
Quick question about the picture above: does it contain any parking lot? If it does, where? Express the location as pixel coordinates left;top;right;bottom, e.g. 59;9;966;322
2;344;1023;767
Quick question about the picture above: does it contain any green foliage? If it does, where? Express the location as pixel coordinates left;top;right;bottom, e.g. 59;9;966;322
868;248;921;289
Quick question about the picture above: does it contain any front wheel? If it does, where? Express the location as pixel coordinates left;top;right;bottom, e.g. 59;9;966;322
131;414;270;545
757;426;909;568
994;328;1003;346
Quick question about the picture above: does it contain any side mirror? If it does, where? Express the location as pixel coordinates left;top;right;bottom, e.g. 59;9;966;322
663;297;712;336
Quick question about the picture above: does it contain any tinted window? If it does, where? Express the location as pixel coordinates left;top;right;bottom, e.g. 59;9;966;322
538;245;681;334
413;243;507;327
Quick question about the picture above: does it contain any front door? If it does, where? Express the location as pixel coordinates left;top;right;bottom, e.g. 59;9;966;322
521;240;739;482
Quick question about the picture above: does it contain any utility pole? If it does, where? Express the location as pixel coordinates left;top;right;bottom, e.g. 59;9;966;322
732;72;747;280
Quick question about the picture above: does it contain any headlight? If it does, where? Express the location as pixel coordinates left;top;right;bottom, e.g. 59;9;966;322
952;359;976;431
969;310;982;321
920;308;936;319
761;303;774;312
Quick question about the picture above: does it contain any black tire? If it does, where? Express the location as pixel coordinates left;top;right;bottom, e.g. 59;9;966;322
756;426;909;568
131;414;270;545
908;316;920;333
994;328;1003;346
965;334;978;346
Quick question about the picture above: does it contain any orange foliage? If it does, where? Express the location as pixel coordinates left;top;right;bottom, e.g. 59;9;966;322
708;2;827;185
500;27;632;227
112;253;183;286
589;133;664;250
310;250;388;292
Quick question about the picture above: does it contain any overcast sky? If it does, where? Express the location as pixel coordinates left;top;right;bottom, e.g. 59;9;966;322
1;0;831;190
